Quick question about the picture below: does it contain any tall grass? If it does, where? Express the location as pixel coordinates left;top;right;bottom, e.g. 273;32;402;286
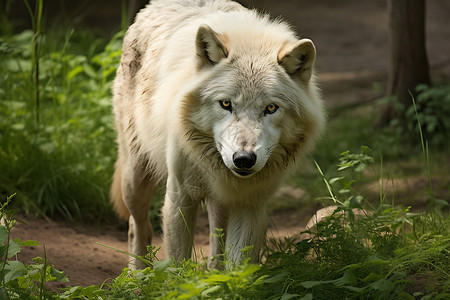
1;144;448;299
24;0;44;124
0;11;123;220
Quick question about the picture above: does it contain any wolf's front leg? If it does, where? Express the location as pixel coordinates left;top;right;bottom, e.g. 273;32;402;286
226;205;266;265
162;176;199;261
207;200;229;268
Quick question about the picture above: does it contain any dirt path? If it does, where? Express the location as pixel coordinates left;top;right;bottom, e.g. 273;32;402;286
11;215;129;289
9;0;450;290
11;208;311;289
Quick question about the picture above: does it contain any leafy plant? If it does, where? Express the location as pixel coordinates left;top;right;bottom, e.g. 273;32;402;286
408;84;450;147
382;84;450;148
2;142;449;299
260;148;449;299
1;195;69;299
0;25;123;221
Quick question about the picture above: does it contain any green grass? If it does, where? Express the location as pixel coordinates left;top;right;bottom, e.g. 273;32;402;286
0;25;123;221
1;147;449;299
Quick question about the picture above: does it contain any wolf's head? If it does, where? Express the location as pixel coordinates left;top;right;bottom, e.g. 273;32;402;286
182;21;324;179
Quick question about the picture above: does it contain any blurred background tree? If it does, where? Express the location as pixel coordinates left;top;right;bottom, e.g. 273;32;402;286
378;0;431;126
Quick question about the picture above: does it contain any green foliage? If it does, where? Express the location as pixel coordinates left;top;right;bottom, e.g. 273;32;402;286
383;84;450;148
1;145;449;299
1;194;70;299
0;27;123;221
260;149;449;299
100;259;266;299
408;84;450;147
314;146;373;208
337;146;374;173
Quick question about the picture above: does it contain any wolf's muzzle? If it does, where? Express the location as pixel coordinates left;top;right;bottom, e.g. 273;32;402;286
232;150;257;176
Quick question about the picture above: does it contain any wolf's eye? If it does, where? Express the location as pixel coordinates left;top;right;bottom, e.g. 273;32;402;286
219;100;232;112
264;104;279;115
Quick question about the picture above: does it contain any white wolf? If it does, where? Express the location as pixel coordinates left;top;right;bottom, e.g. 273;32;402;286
111;0;325;269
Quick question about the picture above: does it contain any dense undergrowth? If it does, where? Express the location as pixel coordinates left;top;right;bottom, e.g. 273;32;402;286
1;2;450;299
0;26;122;221
1;147;449;299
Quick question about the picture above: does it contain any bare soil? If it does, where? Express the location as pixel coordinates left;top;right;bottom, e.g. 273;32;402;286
11;208;312;289
10;0;450;289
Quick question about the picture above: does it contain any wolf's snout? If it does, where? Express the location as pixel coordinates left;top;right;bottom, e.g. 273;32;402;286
233;151;257;169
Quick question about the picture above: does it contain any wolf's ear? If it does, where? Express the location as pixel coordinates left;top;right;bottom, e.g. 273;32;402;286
278;39;316;83
196;24;228;67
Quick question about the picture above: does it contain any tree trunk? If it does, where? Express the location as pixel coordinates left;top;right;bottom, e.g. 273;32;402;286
127;0;147;24
378;0;430;126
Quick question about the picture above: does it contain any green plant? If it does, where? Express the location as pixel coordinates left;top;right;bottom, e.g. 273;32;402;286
260;148;449;299
314;146;374;208
2;141;449;299
1;195;69;299
409;84;450;147
0;26;123;221
24;0;44;124
382;84;450;148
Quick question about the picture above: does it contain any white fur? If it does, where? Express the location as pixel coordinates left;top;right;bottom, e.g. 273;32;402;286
111;0;325;269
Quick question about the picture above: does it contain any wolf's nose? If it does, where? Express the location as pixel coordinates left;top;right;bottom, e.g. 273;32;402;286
233;151;257;169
